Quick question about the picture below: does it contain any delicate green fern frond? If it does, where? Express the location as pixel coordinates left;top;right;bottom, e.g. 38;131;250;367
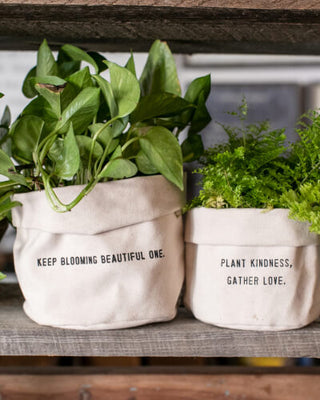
281;182;320;233
189;104;320;234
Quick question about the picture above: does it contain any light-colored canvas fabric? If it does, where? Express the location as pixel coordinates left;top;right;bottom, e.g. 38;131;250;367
12;175;185;330
184;207;320;331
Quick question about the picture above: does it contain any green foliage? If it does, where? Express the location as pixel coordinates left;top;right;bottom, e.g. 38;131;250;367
139;126;183;190
189;102;291;209
0;95;20;237
60;44;99;74
0;104;11;145
104;60;140;118
36;39;57;78
0;39;211;213
49;124;80;180
130;93;193;124
282;183;320;234
139;40;181;97
188;103;320;234
280;111;320;233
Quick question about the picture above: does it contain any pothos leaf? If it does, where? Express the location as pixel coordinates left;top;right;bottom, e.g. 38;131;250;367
0;106;11;142
36;39;57;78
89;123;119;153
140;40;181;97
136;150;159;175
139;126;183;190
93;75;117;118
185;75;211;104
104;60;140;118
21;96;58;127
61;44;99;74
179;74;212;133
125;53;137;77
130;92;193;124
76;135;103;167
87;51;108;73
188;91;212;136
99;158;137;179
0;149;27;186
66;67;93;91
22;66;37;98
110;145;122;160
49;123;80;180
11;115;44;163
61;67;93;111
0;191;21;221
57;87;100;134
33;76;67;87
1;105;10;127
181;133;204;162
57;48;81;78
35;83;62;118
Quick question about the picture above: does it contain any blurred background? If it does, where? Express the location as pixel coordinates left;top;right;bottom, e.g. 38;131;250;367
1;50;320;368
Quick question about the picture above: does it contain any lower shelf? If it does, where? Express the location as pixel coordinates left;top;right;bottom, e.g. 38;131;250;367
1;283;320;357
0;366;320;400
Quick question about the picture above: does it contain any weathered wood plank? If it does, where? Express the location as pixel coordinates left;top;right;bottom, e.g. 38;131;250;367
0;368;319;399
1;2;320;53
1;1;320;11
1;284;320;357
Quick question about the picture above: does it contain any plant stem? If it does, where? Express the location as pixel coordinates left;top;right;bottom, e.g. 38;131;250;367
42;168;99;212
121;137;140;153
87;117;117;176
301;158;320;184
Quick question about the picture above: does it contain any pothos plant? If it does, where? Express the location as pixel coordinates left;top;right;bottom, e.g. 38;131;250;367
0;39;211;213
187;100;320;234
0;92;13;280
0;94;20;221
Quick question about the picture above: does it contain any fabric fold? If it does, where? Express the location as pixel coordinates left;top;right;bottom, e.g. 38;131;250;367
12;175;185;235
185;208;320;247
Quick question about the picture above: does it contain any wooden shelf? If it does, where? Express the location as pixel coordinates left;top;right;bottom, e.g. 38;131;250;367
1;1;320;54
1;283;320;357
1;2;320;363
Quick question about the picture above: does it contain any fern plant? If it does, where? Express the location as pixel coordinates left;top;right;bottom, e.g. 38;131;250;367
281;111;320;233
189;101;294;209
188;101;320;234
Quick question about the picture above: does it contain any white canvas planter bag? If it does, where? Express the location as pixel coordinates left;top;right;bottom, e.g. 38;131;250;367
184;208;320;331
12;175;185;330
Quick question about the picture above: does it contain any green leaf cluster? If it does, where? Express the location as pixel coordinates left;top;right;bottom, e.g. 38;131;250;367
281;111;320;233
188;102;320;234
0;39;211;213
0;95;22;225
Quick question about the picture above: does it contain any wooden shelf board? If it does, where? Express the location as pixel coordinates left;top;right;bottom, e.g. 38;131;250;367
1;283;320;357
1;1;320;53
0;366;320;399
0;366;320;400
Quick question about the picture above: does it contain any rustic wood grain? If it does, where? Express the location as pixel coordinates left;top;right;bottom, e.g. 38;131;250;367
1;2;320;53
1;284;320;357
1;1;320;11
0;368;319;399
